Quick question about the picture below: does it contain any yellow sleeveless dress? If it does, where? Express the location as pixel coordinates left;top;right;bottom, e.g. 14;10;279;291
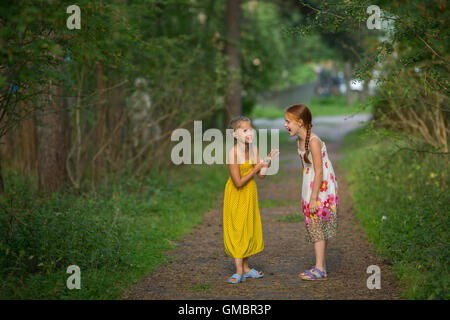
223;160;264;258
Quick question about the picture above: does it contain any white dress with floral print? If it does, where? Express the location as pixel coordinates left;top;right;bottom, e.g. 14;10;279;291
298;135;339;243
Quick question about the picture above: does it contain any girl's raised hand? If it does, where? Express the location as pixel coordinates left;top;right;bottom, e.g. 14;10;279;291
265;149;280;164
254;159;265;171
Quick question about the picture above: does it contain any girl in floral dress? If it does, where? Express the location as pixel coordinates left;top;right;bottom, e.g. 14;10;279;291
284;104;339;280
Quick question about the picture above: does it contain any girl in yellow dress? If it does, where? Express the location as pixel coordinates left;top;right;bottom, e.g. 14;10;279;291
223;116;279;284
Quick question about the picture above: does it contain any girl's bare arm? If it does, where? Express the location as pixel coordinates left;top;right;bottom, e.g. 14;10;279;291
309;138;323;201
255;148;266;179
227;150;264;188
296;138;305;170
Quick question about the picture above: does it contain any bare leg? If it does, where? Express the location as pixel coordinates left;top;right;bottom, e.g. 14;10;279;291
229;258;244;283
234;258;244;275
243;257;263;276
314;240;326;271
299;239;327;277
243;257;250;274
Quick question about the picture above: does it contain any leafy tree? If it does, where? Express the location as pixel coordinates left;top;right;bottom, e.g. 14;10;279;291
288;0;449;153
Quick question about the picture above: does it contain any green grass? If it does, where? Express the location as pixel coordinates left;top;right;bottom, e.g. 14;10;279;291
260;199;298;208
249;95;372;119
185;281;211;292
308;96;371;116
0;163;228;299
277;213;303;223
340;126;449;299
250;105;286;119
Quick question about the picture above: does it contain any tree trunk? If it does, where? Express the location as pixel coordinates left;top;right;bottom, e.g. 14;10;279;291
0;155;4;193
0;123;15;165
20;101;37;175
360;78;369;102
94;62;107;184
37;81;70;192
224;0;242;127
108;74;125;167
343;60;353;106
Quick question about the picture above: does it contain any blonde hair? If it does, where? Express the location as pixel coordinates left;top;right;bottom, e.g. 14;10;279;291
228;115;251;131
228;115;257;163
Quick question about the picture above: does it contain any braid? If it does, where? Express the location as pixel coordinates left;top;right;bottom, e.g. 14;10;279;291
304;123;312;164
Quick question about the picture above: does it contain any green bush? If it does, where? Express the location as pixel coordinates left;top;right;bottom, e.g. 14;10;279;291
0;164;228;299
341;127;449;299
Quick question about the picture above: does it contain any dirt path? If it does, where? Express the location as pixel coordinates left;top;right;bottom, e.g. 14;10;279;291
123;134;402;300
